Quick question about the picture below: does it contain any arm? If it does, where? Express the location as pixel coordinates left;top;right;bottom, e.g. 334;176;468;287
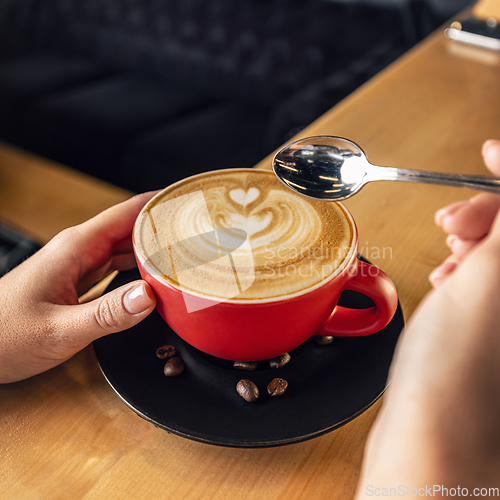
357;140;500;495
357;212;500;495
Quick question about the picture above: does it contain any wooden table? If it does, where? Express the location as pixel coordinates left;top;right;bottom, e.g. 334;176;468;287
1;24;500;499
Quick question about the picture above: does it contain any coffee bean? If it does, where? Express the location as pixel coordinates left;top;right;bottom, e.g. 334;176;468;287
233;361;257;371
236;379;259;402
267;378;288;397
156;345;177;360
163;356;185;376
315;335;334;346
269;352;291;369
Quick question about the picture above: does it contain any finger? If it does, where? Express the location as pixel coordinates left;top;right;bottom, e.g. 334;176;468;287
76;253;137;296
486;205;500;248
50;191;159;279
53;281;156;351
82;191;159;245
482;139;500;176
446;235;481;259
112;236;135;254
435;200;470;227
438;193;500;240
110;253;137;271
429;256;460;288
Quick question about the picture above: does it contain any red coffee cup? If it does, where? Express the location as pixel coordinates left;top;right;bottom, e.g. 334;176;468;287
133;170;398;362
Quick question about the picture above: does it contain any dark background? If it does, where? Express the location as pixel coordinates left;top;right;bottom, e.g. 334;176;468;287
0;0;472;193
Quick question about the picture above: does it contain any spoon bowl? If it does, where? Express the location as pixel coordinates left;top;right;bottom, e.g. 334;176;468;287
273;136;368;201
273;136;500;202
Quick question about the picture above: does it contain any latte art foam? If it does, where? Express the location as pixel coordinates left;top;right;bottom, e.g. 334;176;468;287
136;169;354;301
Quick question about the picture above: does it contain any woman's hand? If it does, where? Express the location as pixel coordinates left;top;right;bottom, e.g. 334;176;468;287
430;140;500;286
0;192;158;383
356;141;500;496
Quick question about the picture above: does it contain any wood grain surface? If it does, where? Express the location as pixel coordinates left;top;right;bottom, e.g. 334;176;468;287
1;25;500;499
0;144;131;244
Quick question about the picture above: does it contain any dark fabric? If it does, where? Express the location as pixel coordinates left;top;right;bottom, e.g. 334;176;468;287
123;102;270;192
20;73;215;181
0;0;465;192
32;0;405;105
0;55;106;98
0;54;108;143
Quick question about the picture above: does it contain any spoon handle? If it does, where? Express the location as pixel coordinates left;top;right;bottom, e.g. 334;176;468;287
371;166;500;194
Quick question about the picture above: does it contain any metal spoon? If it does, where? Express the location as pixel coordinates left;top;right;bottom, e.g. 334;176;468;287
273;136;500;202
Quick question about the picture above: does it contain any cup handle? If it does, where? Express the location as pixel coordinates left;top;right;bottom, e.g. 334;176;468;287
315;260;398;337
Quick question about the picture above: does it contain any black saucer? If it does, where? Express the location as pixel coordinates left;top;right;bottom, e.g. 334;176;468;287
93;266;404;448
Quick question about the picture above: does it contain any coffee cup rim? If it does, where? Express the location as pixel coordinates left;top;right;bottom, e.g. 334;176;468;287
133;168;358;304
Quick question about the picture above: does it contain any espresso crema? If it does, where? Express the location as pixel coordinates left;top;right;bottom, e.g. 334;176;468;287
135;169;354;301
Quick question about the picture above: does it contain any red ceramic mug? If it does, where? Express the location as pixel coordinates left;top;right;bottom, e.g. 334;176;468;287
133;169;398;362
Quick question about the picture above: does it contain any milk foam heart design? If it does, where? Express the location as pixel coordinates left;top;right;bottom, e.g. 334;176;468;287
229;187;259;207
226;212;273;237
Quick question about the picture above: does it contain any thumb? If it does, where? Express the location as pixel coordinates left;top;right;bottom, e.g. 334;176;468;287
482;139;500;176
60;281;156;347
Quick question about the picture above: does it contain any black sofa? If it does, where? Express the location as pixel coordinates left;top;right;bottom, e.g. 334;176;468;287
0;0;470;192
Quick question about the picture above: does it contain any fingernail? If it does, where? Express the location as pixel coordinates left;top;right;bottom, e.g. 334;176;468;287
446;234;458;249
481;139;500;157
429;259;458;285
435;209;448;227
435;201;469;227
123;283;153;314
